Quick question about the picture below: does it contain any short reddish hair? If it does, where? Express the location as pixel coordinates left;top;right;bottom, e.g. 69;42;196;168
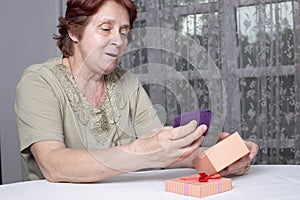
53;0;137;58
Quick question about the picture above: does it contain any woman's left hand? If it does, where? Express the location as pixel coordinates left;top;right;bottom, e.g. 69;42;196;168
217;132;259;176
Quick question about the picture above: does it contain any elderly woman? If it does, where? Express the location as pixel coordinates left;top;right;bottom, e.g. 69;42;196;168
15;0;258;183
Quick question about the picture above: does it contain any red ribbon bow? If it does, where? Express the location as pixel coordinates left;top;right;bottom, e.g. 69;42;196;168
180;173;221;182
198;173;221;182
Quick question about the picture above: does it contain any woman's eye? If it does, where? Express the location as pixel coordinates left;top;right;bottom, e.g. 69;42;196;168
120;30;129;37
99;23;112;33
121;32;127;36
101;28;110;32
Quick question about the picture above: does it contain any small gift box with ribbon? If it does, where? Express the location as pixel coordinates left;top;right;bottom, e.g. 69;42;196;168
165;173;232;198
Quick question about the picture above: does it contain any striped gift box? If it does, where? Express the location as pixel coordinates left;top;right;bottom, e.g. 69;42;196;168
165;174;232;198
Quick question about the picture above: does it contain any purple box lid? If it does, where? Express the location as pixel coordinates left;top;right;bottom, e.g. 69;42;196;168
173;110;212;136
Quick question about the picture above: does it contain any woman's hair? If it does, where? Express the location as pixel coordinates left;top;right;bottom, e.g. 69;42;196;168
53;0;137;58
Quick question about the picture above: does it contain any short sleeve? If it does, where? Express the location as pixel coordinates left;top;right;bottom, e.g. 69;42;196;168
15;70;64;153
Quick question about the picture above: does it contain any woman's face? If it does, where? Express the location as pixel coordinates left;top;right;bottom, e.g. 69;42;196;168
72;0;130;75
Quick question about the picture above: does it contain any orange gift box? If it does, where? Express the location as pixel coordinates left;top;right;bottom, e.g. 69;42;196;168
165;174;232;198
192;132;250;175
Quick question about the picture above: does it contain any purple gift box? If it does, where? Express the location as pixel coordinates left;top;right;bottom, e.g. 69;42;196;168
173;110;212;136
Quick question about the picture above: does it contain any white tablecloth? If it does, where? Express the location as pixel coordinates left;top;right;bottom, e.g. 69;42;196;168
1;165;300;200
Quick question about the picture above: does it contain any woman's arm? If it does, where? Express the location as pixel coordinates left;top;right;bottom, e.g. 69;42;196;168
31;122;207;183
31;140;139;183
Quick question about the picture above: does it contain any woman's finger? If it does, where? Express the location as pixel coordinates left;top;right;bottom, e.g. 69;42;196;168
176;136;205;161
216;132;230;143
173;124;206;148
245;141;259;160
170;120;198;140
220;156;251;176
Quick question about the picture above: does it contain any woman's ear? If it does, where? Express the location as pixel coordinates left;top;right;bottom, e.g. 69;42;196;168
68;31;79;43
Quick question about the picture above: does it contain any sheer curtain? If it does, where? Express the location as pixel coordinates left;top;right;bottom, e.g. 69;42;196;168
235;0;300;164
124;0;300;165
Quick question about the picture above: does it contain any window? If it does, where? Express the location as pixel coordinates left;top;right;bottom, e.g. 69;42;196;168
63;0;300;164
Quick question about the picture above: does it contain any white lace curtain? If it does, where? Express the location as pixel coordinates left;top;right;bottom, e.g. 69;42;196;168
123;0;300;165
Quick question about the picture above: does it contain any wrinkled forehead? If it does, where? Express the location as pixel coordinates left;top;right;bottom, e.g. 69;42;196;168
90;1;130;27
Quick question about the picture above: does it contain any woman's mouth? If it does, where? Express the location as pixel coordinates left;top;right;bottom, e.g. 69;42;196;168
105;53;118;58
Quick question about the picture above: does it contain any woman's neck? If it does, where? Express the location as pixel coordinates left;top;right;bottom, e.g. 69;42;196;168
62;57;107;108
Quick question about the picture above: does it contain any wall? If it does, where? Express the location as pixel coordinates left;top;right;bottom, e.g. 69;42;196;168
0;0;61;184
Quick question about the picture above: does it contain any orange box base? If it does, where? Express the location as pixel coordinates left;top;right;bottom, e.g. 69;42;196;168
165;174;232;198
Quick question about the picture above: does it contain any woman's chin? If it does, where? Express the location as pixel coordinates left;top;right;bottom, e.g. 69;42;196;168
102;65;118;75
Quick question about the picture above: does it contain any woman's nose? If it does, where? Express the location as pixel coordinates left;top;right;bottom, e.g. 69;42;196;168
110;32;123;46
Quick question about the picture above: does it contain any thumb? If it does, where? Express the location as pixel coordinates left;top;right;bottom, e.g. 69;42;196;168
217;132;230;143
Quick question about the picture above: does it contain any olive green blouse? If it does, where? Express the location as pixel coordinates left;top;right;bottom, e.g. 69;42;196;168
15;58;162;181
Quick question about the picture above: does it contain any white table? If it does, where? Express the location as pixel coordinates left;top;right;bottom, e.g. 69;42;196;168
1;165;300;200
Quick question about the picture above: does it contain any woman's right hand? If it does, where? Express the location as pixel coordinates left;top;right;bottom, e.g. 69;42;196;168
130;120;207;169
